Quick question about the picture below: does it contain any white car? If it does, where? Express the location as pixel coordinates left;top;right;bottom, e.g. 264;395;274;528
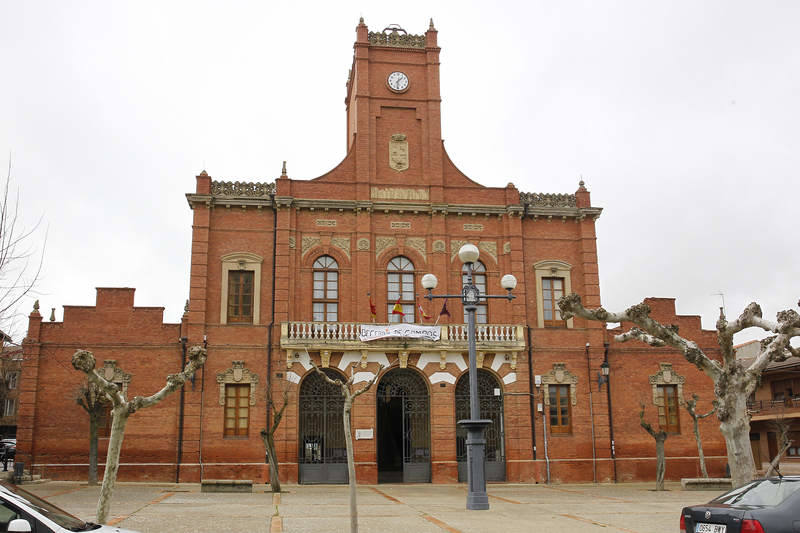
0;481;139;533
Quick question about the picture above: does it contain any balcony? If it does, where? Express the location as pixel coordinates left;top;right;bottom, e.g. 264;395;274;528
280;321;526;354
747;398;800;420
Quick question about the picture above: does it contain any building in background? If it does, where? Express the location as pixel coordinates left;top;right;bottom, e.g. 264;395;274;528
738;340;800;474
19;20;726;484
0;332;21;440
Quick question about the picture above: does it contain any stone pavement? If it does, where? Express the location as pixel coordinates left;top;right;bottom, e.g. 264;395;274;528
23;481;723;533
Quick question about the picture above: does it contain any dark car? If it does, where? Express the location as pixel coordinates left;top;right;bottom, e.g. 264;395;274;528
680;476;800;533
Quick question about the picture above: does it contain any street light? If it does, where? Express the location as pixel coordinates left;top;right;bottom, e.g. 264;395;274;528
422;243;516;510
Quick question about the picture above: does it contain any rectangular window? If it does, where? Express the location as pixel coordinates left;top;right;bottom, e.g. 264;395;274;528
98;403;112;438
224;384;250;437
548;385;571;434
542;277;566;327
2;399;14;417
657;385;680;433
6;372;18;390
227;271;254;323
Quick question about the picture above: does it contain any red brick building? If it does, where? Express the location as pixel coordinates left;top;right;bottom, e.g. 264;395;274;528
19;20;727;484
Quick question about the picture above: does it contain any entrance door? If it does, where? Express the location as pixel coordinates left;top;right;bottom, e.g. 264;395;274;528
298;368;348;484
377;369;431;483
456;369;505;482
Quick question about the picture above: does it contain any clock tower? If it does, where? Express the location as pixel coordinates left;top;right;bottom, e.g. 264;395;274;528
335;19;458;202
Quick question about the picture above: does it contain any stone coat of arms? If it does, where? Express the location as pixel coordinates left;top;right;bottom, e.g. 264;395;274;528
389;133;409;171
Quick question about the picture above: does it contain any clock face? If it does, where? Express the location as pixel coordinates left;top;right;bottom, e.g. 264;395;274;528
387;71;409;92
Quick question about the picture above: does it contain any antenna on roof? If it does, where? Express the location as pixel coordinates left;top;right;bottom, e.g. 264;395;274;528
712;291;726;316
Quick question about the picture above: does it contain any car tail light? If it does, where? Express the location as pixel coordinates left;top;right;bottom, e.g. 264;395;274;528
741;519;765;533
679;514;686;533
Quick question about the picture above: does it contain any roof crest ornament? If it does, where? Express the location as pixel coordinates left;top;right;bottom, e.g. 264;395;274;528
368;24;426;48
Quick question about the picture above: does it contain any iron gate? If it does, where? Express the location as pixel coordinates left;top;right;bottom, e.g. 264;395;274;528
456;369;505;481
298;368;348;484
377;369;431;483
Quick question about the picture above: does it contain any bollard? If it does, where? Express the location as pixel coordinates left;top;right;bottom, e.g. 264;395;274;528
13;462;23;484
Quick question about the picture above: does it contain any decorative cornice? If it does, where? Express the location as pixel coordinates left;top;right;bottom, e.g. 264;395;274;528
211;180;275;198
520;192;576;208
368;29;425;49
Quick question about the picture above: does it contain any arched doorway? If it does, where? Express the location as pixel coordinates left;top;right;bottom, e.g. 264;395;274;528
456;369;505;482
298;368;348;484
377;368;431;483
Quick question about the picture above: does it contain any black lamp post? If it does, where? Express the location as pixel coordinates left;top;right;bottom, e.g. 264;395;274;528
421;243;516;510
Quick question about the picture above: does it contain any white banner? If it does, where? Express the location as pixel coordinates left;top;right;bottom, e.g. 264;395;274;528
359;323;441;342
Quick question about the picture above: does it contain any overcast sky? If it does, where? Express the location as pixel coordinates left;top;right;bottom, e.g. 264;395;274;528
2;1;798;345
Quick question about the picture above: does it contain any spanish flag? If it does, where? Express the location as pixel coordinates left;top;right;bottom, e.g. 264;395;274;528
391;297;405;316
417;299;432;322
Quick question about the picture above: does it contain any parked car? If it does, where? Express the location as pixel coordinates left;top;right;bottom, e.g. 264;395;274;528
0;481;139;532
680;476;800;533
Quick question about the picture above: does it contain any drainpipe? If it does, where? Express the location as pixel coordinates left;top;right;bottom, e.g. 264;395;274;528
605;342;617;482
541;384;550;484
586;342;597;483
266;191;277;452
526;327;536;460
176;337;187;483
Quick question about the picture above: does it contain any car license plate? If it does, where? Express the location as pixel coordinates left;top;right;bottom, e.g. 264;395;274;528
695;524;726;533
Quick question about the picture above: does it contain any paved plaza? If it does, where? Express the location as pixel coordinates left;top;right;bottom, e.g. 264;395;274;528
23;481;721;533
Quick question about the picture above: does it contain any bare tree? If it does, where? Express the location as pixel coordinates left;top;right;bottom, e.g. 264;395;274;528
71;346;207;524
684;394;717;478
0;159;45;335
309;358;382;533
75;384;107;485
559;294;800;488
764;417;793;478
639;403;668;491
260;374;290;493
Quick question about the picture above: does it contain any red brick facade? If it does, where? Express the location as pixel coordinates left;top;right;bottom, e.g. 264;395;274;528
19;20;726;484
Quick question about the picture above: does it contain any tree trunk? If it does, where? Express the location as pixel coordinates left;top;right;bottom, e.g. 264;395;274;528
694;423;708;479
343;397;357;533
264;431;281;493
764;442;791;478
655;436;666;491
88;414;99;486
96;407;129;524
719;394;756;488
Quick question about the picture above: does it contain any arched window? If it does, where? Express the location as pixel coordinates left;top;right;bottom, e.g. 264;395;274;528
462;261;487;324
387;256;414;323
313;256;338;322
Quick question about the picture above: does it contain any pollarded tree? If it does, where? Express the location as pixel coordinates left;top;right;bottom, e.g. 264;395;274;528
309;358;382;533
75;384;107;485
72;345;207;524
559;294;800;489
684;394;717;478
260;375;290;493
639;403;668;491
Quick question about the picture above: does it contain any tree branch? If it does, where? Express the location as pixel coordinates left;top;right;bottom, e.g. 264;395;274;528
559;293;721;380
615;327;666;347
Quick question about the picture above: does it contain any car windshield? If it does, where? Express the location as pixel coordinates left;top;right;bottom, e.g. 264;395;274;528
711;478;800;507
0;482;88;530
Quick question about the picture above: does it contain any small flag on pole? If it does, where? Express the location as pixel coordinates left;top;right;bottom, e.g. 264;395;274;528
369;294;377;322
417;299;432;322
391;297;405;316
434;298;450;325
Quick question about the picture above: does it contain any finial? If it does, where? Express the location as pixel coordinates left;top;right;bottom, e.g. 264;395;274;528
579;180;585;187
184;299;190;313
429;18;435;30
359;16;364;24
199;170;208;177
33;300;39;311
719;306;725;319
50;308;56;321
281;161;287;177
